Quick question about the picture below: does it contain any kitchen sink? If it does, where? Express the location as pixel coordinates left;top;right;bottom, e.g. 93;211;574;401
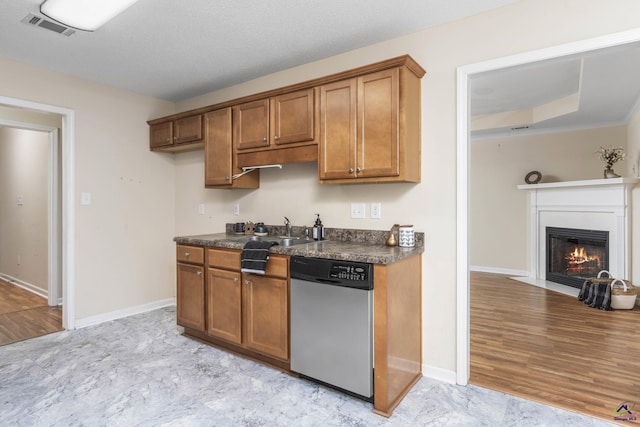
231;235;311;247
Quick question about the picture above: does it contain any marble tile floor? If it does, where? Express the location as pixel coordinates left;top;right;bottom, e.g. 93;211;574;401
0;307;617;427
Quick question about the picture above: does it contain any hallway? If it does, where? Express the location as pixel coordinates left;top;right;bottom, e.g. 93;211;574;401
0;278;62;346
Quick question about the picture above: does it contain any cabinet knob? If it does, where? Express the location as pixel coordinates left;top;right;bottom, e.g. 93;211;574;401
274;135;279;140
244;279;251;285
262;137;267;142
225;176;230;181
233;277;239;283
184;252;190;257
348;168;354;174
173;136;177;141
196;271;202;276
356;167;362;173
165;138;171;142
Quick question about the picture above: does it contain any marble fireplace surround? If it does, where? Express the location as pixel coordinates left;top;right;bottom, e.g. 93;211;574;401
517;177;639;285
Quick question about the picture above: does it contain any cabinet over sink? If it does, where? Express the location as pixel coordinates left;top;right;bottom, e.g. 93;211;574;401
174;225;423;417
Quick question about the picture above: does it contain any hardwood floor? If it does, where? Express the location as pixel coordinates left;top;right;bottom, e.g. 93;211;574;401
470;271;640;424
0;278;63;346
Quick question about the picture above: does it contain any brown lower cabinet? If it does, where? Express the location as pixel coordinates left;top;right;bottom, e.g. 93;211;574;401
176;243;421;417
200;248;289;364
176;245;205;331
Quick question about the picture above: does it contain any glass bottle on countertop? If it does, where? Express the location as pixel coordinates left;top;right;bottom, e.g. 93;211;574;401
312;214;324;241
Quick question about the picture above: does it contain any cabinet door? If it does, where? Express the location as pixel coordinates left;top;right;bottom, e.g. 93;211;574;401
318;79;357;180
174;115;203;144
357;68;399;178
176;262;205;331
207;268;242;345
204;108;233;186
233;99;269;150
243;274;289;360
272;89;314;145
150;121;173;149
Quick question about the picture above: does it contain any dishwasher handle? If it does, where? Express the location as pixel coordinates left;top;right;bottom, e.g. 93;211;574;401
314;277;341;285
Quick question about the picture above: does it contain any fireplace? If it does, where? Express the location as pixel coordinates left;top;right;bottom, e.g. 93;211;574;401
546;227;609;289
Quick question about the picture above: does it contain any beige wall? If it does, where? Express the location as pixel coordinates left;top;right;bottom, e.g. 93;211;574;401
627;104;640;285
0;106;62;128
171;0;640;373
0;127;49;291
470;125;628;273
0;56;176;320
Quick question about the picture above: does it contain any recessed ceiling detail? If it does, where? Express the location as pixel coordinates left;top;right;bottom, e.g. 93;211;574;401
470;44;640;138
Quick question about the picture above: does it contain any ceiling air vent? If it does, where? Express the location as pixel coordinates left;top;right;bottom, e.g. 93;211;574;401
21;13;75;37
510;125;531;131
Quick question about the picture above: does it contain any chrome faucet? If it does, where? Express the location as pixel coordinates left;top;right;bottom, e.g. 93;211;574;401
284;216;292;237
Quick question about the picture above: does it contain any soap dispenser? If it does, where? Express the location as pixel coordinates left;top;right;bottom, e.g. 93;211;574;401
312;214;325;241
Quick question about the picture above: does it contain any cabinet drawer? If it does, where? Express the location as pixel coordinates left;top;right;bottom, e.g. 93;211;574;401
262;255;288;278
176;245;204;265
208;248;241;270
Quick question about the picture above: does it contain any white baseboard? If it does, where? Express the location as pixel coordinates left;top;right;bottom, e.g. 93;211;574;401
75;298;176;329
422;364;457;384
0;273;48;299
470;265;529;277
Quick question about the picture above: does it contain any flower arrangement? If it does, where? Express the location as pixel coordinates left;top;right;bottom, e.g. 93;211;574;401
596;145;626;169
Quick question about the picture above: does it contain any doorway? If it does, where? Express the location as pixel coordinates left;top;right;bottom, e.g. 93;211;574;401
456;29;640;383
0;96;75;331
0;123;62;344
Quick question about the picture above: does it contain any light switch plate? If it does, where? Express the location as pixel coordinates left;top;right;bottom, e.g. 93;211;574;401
198;203;205;215
81;192;91;206
233;203;240;216
351;203;366;219
371;202;381;219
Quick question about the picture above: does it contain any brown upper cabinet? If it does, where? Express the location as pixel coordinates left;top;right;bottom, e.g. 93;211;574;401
149;114;203;152
233;88;315;151
204;108;259;189
148;55;425;184
319;66;422;184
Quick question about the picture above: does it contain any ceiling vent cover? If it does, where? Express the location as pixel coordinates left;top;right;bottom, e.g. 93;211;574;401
21;13;75;37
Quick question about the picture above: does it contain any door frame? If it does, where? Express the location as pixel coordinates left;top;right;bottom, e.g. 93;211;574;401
455;28;640;384
0;96;75;330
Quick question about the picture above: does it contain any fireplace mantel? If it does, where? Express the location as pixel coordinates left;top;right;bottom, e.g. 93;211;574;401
517;177;639;283
518;177;640;191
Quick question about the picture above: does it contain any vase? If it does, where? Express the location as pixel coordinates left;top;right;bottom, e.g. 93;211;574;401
604;166;620;179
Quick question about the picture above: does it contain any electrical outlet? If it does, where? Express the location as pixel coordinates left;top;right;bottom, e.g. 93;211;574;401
17;255;21;265
81;192;91;206
351;203;366;219
371;202;382;219
16;195;24;206
198;204;205;215
233;203;240;216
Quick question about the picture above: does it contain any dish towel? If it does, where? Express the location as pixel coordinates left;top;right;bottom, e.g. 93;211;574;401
240;240;278;274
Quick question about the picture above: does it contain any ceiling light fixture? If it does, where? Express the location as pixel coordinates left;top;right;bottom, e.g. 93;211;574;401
40;0;140;31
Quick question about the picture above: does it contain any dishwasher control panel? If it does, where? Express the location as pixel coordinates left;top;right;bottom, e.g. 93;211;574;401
290;256;373;290
330;264;369;282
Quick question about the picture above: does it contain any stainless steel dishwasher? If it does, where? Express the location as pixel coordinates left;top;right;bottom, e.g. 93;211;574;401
290;256;374;400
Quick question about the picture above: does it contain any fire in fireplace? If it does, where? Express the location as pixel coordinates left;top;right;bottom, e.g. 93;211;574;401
546;227;609;289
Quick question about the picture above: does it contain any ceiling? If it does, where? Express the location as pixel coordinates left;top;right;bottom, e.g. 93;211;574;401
470;42;640;138
1;1;639;137
0;0;520;102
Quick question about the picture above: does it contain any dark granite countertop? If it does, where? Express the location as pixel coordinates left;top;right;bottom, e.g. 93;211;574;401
174;225;424;264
